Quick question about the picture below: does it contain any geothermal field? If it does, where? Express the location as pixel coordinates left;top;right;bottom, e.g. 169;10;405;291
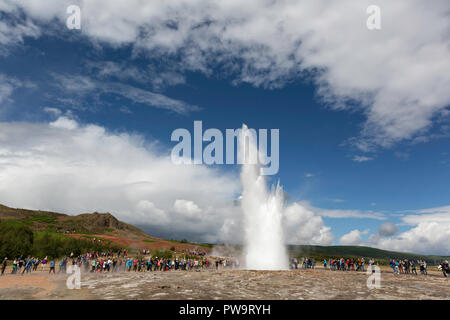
0;268;449;300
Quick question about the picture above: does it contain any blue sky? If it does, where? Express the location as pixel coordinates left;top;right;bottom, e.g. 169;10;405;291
0;1;449;255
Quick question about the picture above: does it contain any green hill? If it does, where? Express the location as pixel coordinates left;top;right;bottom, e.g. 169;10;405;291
287;245;449;265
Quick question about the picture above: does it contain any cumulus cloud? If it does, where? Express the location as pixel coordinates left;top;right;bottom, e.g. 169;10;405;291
372;221;450;256
283;203;334;245
2;0;450;149
378;222;398;237
356;208;450;255
372;207;450;255
173;199;202;219
339;229;368;246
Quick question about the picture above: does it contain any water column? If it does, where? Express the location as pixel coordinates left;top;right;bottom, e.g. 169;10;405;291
239;124;288;270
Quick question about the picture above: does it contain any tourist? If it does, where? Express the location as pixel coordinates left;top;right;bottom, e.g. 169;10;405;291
394;260;400;275
41;256;47;272
12;259;17;274
49;260;56;274
411;260;417;275
441;260;449;278
33;258;40;271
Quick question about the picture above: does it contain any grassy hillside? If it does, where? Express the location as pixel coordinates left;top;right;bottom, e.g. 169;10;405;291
0;204;146;237
0;204;213;256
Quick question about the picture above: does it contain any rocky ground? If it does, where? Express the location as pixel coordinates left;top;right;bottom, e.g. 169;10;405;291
0;267;448;300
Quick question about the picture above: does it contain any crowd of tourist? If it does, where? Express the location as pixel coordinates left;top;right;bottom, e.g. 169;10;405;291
388;258;449;277
389;259;421;275
0;249;238;276
291;257;371;271
290;256;449;277
1;252;448;278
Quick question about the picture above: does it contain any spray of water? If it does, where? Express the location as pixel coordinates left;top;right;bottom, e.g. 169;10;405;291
240;125;288;270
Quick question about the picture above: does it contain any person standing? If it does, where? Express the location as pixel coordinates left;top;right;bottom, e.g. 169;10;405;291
441;261;449;278
41;256;47;272
394;260;400;275
12;259;17;274
33;259;40;271
49;260;56;274
411;260;417;275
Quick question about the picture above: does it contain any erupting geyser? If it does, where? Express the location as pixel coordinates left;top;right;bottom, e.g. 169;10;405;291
240;125;288;270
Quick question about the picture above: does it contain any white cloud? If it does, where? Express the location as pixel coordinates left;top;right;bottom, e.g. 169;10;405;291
403;206;450;224
337;208;450;255
339;229;365;246
135;200;168;226
173;199;202;219
283;202;334;245
49;116;78;130
366;207;450;255
43;107;62;116
352;155;374;163
0;74;23;104
0;5;40;55
372;221;450;255
3;0;449;149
